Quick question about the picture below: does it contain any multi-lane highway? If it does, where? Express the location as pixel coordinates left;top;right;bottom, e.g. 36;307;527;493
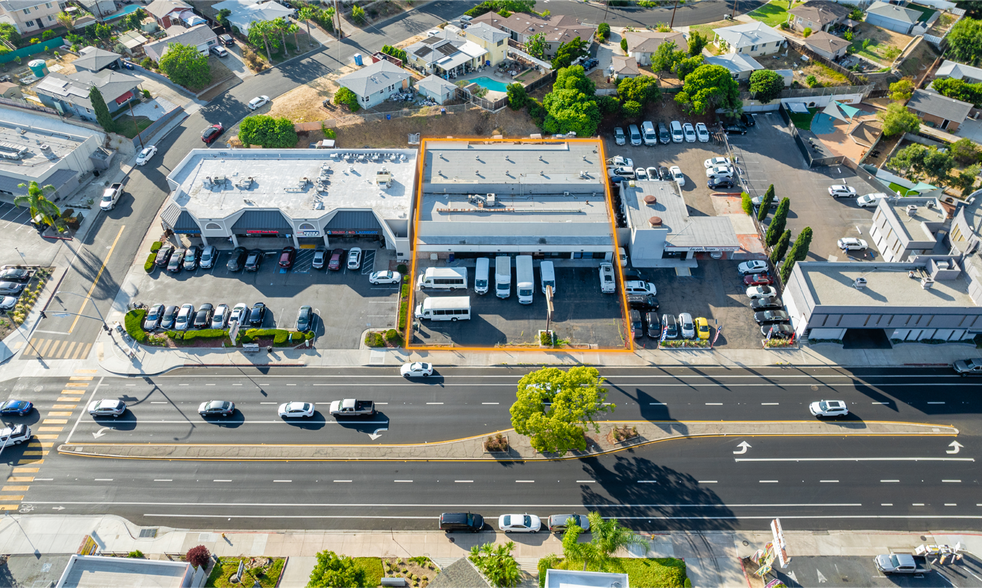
2;367;978;531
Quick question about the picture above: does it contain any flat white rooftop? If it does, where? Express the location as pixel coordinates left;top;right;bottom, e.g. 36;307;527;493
883;198;945;242
0;109;103;180
802;263;977;308
56;555;190;588
168;148;417;221
624;180;740;248
419;190;612;224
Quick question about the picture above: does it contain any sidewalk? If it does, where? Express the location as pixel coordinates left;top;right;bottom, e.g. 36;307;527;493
1;514;980;588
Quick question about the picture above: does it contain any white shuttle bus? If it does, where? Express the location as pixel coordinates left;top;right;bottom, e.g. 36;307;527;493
416;267;467;290
414;296;471;321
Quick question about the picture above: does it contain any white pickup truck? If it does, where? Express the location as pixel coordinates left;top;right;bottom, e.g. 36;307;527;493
874;553;931;574
100;183;123;211
329;399;376;417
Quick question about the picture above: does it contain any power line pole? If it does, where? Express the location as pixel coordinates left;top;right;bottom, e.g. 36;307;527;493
670;0;680;28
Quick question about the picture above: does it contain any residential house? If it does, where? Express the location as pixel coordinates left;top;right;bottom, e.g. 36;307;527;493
788;1;850;33
78;0;117;20
464;22;510;66
610;55;640;80
471;12;595;57
145;0;191;29
936;60;982;85
417;75;457;105
0;0;60;34
704;52;764;81
712;21;786;57
35;70;142;122
212;0;293;34
864;1;920;35
624;30;686;66
404;30;487;78
802;30;851;60
117;30;149;56
144;25;218;63
72;47;122;73
0;81;22;99
336;60;411;109
907;88;972;132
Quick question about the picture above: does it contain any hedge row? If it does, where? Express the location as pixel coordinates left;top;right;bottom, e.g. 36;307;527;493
124;309;148;343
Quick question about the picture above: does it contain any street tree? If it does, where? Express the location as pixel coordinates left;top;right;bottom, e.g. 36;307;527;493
186;546;210;569
756;184;775;221
298;5;316;48
238;115;298;148
249;19;276;62
687;30;708;56
509;366;613;456
675;63;740;115
749;69;784;104
15;181;60;231
469;542;521;588
88;86;116;133
587;512;649;569
552;36;589;70
878;102;919;137
888;77;914;101
308;550;360;588
765;197;790;247
561;523;602;571
780;227;813;282
507;82;528;110
526;32;546;59
159;43;211;89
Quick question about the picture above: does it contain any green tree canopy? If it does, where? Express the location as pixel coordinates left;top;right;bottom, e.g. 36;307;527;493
951;137;982;165
307;551;360;588
617;75;661;105
597;22;611;40
621;99;641;117
675;63;740;115
765;197;790;247
333;86;360;111
888;77;915;102
687;30;708;56
780;226;813;282
749;69;784;104
932;77;982;108
878;102;920;137
952;164;980;194
469;542;521;587
15;181;60;231
651;40;684;75
526;32;547;59
542;88;600;137
216;8;231;28
507;82;528;110
555;65;595;96
159;43;211;89
887;143;955;185
509;366;613;455
238;115;298;148
672;55;704;82
561;513;648;572
552;36;589;70
88;86;116;133
946;17;982;66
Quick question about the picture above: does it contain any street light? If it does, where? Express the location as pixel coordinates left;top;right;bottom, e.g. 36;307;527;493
54;290;109;331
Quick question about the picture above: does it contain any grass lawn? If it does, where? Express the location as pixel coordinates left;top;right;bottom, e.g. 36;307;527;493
354;557;384;587
889;182;919;196
905;3;936;22
789;107;818;130
541;557;687;588
206;558;285;588
112;114;152;139
748;0;803;27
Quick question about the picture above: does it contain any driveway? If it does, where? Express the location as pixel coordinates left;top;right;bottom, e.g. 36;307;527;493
222;46;255;80
954;117;982;145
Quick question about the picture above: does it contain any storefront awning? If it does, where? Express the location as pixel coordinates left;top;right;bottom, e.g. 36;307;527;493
231;210;293;234
115;90;134;105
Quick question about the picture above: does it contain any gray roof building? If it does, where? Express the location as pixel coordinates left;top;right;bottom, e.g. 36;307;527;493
55;554;195;588
35;70;141;111
907;89;972;127
788;1;850;29
802;30;850;59
865;0;921;34
936;60;982;84
144;24;218;62
73;46;122;73
465;22;509;45
336;60;411;101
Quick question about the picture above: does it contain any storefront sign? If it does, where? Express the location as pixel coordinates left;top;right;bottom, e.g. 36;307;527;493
357;230;379;235
246;229;280;235
299;230;321;237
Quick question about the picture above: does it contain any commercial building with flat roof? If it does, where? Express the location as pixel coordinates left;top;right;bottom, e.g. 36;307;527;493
619;179;741;267
415;139;617;259
869;196;948;262
55;554;197;588
783;257;982;343
161;148;417;257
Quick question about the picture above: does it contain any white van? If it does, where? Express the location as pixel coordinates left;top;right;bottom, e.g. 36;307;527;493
474;258;490;295
415;296;471;321
540;261;556;296
624;280;657;295
628;124;642;146
605;247;628;267
516;255;533;305
495;256;511;299
670;120;684;143
416;267;467;290
641;121;657;146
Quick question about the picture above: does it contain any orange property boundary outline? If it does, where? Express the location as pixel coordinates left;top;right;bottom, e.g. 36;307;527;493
403;136;634;352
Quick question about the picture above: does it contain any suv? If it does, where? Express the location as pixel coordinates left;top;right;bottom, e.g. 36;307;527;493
244;249;263;272
547;514;590;533
627;294;659;311
722;122;748;135
183;245;201;271
657;122;671;144
201;123;224;144
646;311;660;338
227;247;247;271
662;313;678;339
210;45;228;57
219;33;234;46
828;185;857;198
630;309;643;339
614;127;626;146
439;512;484;532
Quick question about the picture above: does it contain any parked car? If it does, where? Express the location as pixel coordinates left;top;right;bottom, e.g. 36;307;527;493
645;311;660;338
328;248;343;271
746;286;777;299
400;362;433;377
857;193;888;208
629;309;643;339
244;249;263;272
751;297;783;312
347;247;362;270
662;313;678;339
229;303;248;326
678;312;695;338
754;310;790;325
219;33;235;46
682;122;697;142
192;303;214;329
312;247;327;269
175;304;194;330
0;424;31;446
498;514;541;533
607;155;634;169
658;166;670;181
809;400;848;417
828;185;857;198
708;176;736;190
0;400;33;416
547;514;590;533
0;268;30;282
160;305;178;330
369;270;401;285
744;273;774;286
752;194;778;208
669;166;685;187
695;122;710;142
167;249;185;273
646;166;659;182
88;399;126;417
953;358;982;376
227;247;247;271
278;246;297;269
247;95;270;110
248;302;266;327
183;245;201;271
143;303;164;330
705;165;734;179
609;166;635;180
211;304;230;329
0;282;25;295
155;245;174;267
762;323;795;339
704;157;731;168
627;294;659;311
614;127;626;146
722;122;748;135
695;316;710;340
201;123;224;144
0;296;15;312
198;400;235;417
296;305;314;332
135;145;157;166
279;401;315;418
837;237;868;251
210;45;228;57
635;167;649;181
199;245;217;269
741;112;756;127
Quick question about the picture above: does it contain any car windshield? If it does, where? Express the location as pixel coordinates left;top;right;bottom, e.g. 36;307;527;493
523;515;532;527
819;401;828;411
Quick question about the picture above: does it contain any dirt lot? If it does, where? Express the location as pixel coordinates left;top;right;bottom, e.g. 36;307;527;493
850;23;912;65
762;48;851;87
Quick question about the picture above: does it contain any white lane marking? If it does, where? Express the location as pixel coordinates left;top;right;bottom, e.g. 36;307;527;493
125;384;136;387
426;402;444;405
273;480;292;483
881;480;900;483
455;480;473;483
206;384;215;386
94;478;113;481
111;420;389;425
154;479;172;482
945;503;958;506
943;480;962;483
649;402;667;406
872;401;890;405
737;457;974;462
150;401;167;404
760;480;779;483
698;480;718;484
482;402;499;405
66;375;104;444
913;503;925;506
881;504;893;507
516;480;534;483
820;480;839;483
576;480;595;483
180;384;189;386
761;403;779;406
375;402;388;405
232;384;243;386
286;384;296;386
213;480;232;483
260;402;277;404
32;478;53;481
705;402;723;406
927;401;945;405
334;480;352;483
394;480;413;483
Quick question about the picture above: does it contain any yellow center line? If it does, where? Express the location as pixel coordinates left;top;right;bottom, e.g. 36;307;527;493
69;225;125;334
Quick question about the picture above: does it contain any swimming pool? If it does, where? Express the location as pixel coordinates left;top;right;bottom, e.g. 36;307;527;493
469;76;511;93
104;3;144;21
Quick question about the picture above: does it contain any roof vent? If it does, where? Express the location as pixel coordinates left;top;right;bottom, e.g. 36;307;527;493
906;204;917;216
648;216;662;227
853;277;867;289
644;195;657;205
921;277;935;289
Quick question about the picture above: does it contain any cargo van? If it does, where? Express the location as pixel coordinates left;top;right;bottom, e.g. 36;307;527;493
641;121;657;146
416;267;467;290
605;247;628;267
474;258;490;295
495;256;511;299
628;124;642;146
670;121;684;143
516;255;533;304
540;261;556;295
657;122;671;144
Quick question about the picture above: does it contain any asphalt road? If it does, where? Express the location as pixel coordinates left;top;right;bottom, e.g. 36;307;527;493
4;367;979;531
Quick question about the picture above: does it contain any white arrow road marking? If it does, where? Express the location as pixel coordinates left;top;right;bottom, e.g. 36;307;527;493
369;428;387;440
733;441;751;455
92;427;112;439
948;441;964;454
817;569;827;583
786;571;797;583
52;506;65;511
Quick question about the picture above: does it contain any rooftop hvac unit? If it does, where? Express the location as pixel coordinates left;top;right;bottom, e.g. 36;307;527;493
564;192;570;197
853;277;867;289
40;144;50;151
906;204;917;216
921;278;935;289
486;193;496;206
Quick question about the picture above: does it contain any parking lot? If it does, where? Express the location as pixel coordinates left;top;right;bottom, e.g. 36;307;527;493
769;554;982;587
132;242;399;348
728;113;884;262
410;264;627;349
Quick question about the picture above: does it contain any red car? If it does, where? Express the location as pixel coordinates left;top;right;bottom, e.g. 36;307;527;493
278;246;296;269
201;123;224;144
744;273;774;286
328;248;343;271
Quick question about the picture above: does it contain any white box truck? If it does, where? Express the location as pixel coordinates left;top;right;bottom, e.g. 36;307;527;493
516;255;533;305
475;258;490;295
599;263;615;294
495;256;511;299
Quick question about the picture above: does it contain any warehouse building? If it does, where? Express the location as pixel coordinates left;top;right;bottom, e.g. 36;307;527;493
161;148;417;259
415;139;618;259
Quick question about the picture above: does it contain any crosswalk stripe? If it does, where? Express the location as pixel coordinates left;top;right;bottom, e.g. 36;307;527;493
68;376;93;381
65;383;89;388
52;404;77;409
63;341;78;358
30;441;54;448
0;496;24;502
12;467;38;473
49;340;65;357
61;390;85;395
0;506;18;511
37;339;52;355
16;460;41;466
57;397;81;402
75;343;92;359
38;427;63;432
7;477;33;483
46;412;73;417
1;487;29;492
41;419;67;424
22;451;47;456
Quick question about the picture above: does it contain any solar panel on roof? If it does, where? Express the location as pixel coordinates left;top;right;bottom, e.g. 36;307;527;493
415;46;432;57
437;44;457;56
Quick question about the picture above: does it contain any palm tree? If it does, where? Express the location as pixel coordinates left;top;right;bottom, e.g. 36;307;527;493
273;17;290;57
289;22;300;52
57;11;77;31
298;5;315;48
15;181;62;232
253;20;273;63
586;512;649;570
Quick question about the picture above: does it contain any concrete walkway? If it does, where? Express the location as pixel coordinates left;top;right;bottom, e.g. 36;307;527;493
59;420;957;461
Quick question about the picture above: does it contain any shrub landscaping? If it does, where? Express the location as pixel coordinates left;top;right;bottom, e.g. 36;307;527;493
206;557;284;588
538;557;687;588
